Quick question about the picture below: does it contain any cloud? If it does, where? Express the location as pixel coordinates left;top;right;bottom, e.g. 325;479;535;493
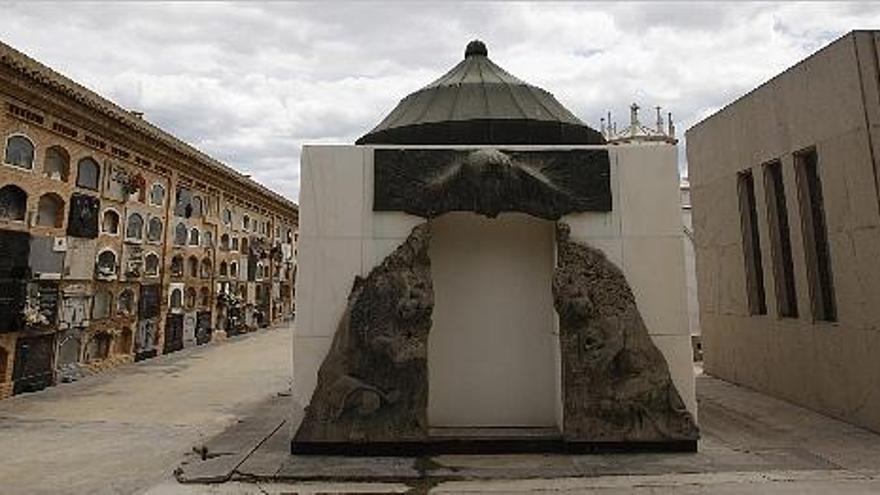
1;1;878;201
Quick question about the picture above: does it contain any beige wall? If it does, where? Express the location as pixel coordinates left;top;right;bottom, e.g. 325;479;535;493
427;212;558;427
686;31;880;432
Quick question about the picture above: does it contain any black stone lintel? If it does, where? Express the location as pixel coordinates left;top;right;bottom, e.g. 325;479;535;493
290;439;698;456
373;148;611;220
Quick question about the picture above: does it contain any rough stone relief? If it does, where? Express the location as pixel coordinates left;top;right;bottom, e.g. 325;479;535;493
295;221;698;447
553;223;699;443
373;148;611;220
294;223;433;444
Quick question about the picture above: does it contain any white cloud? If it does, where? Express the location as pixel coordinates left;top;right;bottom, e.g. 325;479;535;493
2;1;878;200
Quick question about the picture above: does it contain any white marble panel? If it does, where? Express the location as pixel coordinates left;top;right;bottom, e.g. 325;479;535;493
562;212;620;239
299;145;366;239
294;237;362;337
574;237;623;268
622;235;689;336
368;212;425;239
617;145;683;237
292;335;334;407
427;212;557;427
362;237;406;275
648;333;697;417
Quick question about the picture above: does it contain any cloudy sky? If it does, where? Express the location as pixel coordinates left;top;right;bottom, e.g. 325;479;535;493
1;2;878;201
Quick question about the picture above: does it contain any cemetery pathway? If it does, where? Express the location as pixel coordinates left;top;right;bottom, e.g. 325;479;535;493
0;323;292;495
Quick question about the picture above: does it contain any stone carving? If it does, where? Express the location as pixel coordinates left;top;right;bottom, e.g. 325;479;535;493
293;220;697;450
553;223;699;443
373;148;611;220
294;224;433;444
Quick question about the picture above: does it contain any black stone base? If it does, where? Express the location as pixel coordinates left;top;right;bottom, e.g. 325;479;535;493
290;439;698;456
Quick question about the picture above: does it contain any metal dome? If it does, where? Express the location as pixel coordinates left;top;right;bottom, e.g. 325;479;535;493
356;41;605;145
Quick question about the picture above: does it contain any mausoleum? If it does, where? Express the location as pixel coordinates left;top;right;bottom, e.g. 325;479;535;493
292;41;698;454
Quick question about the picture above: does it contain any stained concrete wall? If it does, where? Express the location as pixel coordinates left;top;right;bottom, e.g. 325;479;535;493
686;31;880;432
294;143;696;424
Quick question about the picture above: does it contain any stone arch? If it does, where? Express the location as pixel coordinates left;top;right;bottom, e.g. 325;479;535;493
191;196;203;218
170;288;183;309
117;288;135;315
187;256;198;278
185;287;197;309
200;258;212;279
150;183;165;207
76;157;100;190
199;287;210;307
0;184;27;221
44;145;69;180
293;220;700;449
36;192;64;228
174;223;187;246
102;209;120;235
126;212;144;241
4;134;35;169
96;249;117;277
147;217;162;242
171;255;184;277
145;253;160;276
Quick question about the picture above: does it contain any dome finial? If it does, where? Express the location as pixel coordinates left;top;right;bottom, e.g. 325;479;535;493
465;40;488;58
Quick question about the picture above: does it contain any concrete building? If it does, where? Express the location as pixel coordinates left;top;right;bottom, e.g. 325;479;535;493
0;41;298;399
687;31;880;432
292;41;696;453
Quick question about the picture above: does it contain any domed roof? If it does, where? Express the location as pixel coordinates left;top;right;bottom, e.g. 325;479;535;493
356;41;605;145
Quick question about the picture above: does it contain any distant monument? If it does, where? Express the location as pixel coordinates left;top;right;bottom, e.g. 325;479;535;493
292;41;698;454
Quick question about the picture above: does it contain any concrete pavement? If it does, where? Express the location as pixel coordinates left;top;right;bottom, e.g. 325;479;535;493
163;365;880;494
0;323;292;495
5;322;880;494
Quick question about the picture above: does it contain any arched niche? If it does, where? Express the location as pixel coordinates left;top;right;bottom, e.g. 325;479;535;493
36;193;64;228
0;184;27;221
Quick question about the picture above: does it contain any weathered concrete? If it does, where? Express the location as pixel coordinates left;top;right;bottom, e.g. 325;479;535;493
686;30;880;434
0;323;292;495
